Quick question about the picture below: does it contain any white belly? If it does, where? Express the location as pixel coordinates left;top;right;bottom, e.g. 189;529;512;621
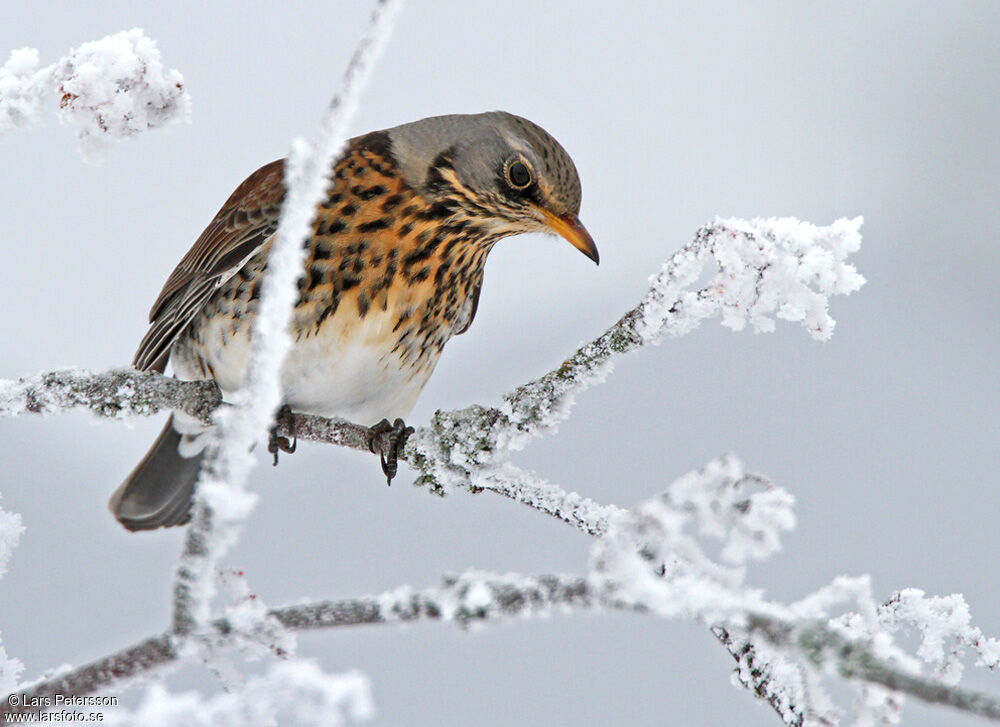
171;307;437;425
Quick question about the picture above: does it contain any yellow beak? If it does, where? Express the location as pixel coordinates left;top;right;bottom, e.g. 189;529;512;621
533;205;600;265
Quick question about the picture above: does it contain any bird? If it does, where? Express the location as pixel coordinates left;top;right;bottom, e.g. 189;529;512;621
108;111;598;532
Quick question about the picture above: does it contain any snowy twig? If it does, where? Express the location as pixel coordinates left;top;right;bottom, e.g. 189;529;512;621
0;368;221;423
2;573;600;717
587;457;1000;725
1;28;190;161
6;569;1000;723
713;617;1000;725
171;0;402;638
746;615;1000;722
405;216;865;496
8;377;1000;726
713;626;809;727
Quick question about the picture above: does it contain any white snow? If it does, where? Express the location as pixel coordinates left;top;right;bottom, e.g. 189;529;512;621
0;48;48;134
638;216;866;344
1;29;190;161
0;495;23;579
830;587;1000;687
0;494;25;696
5;16;996;727
590;455;790;624
0;631;24;698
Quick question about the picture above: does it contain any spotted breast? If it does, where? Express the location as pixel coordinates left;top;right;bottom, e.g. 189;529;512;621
170;132;492;423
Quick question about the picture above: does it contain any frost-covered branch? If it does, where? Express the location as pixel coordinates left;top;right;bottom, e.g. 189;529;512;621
746;614;1000;722
3;572;601;717
589;455;1000;725
7;558;1000;724
0;28;190;161
406;216;865;496
0;369;221;423
171;0;402;638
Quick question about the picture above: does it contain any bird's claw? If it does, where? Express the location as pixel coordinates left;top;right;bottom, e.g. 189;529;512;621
268;405;297;466
367;418;414;485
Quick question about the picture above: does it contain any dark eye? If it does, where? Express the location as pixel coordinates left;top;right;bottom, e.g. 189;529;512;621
506;160;532;190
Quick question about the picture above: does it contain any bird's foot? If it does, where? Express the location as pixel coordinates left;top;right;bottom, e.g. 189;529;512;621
367;418;414;486
268;405;297;466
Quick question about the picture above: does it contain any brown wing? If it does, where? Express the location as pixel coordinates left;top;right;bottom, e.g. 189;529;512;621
133;160;286;372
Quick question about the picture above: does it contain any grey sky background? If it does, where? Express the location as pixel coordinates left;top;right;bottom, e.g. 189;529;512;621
2;1;999;724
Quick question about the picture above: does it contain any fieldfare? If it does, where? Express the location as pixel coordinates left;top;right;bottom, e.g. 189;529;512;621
109;111;598;531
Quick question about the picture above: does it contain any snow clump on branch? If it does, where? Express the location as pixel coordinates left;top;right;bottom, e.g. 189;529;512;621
590;454;796;624
0;28;190;161
638;216;866;344
590;455;1000;725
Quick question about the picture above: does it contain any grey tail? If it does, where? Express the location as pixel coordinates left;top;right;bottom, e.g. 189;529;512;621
109;415;203;531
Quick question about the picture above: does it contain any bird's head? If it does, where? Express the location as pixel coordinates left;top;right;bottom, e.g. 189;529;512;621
387;111;598;264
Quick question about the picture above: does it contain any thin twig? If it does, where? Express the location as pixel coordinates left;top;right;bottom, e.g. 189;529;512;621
171;0;403;636
750;615;1000;722
7;576;999;723
3;574;598;717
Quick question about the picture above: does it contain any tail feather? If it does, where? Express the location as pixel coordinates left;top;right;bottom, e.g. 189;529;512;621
109;415;203;531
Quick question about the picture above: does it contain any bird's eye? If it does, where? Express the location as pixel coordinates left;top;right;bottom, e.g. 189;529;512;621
506;160;532;190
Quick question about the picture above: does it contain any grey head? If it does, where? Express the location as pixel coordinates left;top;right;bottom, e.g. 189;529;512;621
385;111;598;263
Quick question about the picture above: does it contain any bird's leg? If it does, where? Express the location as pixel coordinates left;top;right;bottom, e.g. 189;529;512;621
268;404;297;466
367;418;414;486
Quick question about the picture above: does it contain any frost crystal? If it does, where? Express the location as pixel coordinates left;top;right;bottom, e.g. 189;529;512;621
587;454;1000;726
0;28;190;161
829;588;1000;686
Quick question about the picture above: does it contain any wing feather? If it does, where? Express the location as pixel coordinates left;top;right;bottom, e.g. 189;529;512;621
133;160;286;372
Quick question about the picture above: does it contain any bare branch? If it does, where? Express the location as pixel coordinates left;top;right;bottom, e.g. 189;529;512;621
1;217;867;504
